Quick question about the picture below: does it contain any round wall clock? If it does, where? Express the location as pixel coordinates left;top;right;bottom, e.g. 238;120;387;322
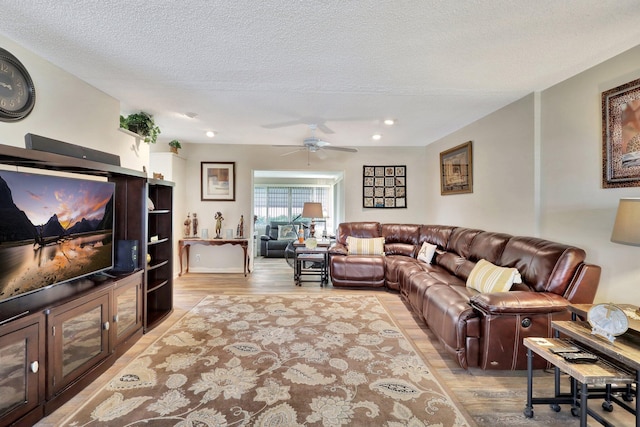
0;47;36;122
588;303;629;343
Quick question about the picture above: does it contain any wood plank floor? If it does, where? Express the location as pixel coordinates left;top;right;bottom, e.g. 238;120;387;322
36;258;635;426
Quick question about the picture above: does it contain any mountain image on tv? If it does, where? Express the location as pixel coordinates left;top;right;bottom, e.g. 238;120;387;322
0;170;115;301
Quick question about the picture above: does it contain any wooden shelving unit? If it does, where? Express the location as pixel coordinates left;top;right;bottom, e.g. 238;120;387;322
145;179;174;331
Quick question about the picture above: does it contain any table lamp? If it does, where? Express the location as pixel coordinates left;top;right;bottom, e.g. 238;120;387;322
611;198;640;315
302;202;323;238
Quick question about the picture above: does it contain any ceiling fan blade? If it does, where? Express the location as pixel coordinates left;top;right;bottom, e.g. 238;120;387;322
262;119;304;129
279;148;306;156
316;149;328;160
322;146;358;153
316;123;335;134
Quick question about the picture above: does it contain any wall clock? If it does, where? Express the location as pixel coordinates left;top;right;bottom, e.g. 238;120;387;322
587;303;629;343
0;47;36;122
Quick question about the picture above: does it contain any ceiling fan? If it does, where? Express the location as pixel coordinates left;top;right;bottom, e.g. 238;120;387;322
275;124;358;164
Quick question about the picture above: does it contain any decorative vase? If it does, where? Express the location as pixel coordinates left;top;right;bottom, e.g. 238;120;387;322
170;146;178;154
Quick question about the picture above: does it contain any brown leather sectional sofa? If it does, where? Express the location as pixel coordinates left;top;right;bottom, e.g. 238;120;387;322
328;222;601;370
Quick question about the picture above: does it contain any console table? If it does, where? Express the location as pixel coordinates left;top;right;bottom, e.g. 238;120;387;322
178;238;250;276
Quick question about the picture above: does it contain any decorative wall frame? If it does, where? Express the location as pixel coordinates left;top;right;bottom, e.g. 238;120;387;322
201;161;236;201
363;165;406;208
440;141;473;195
602;77;640;188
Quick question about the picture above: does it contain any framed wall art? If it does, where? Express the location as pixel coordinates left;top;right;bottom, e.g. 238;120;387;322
363;165;406;208
440;141;473;195
602;77;640;188
201;161;236;201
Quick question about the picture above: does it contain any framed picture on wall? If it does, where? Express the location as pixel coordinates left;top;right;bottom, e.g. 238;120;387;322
602;77;640;188
440;141;473;195
201;161;236;201
363;165;407;208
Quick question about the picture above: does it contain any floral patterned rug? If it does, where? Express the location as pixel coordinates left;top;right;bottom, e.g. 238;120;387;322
62;294;473;426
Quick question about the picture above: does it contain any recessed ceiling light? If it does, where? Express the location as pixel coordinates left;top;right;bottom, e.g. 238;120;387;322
372;134;382;140
206;131;215;138
383;119;395;126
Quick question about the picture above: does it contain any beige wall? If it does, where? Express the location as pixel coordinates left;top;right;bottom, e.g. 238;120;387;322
150;143;428;273
540;45;640;303
0;34;147;172
426;45;640;303
425;94;537;235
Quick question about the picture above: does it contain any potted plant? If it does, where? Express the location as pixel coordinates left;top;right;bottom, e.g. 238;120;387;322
169;139;182;154
120;111;161;144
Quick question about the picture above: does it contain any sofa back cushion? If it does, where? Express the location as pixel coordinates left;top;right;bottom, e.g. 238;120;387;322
382;223;421;256
499;236;586;296
437;227;483;277
419;225;455;249
454;231;512;280
337;222;381;245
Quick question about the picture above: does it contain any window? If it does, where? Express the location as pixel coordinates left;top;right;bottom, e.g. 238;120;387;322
254;185;332;235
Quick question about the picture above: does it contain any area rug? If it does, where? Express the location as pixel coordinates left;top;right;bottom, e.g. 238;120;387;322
62;294;473;426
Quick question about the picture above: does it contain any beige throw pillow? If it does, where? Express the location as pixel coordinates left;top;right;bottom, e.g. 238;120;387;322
466;259;522;293
417;242;437;264
346;236;385;255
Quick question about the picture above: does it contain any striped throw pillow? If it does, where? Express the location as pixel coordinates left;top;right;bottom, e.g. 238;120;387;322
346;236;385;255
466;259;522;293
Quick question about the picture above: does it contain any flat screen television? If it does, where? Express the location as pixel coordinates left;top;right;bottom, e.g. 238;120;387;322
0;169;115;302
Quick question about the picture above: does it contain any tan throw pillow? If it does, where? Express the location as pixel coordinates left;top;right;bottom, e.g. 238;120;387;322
417;242;437;264
346;236;385;255
466;259;522;293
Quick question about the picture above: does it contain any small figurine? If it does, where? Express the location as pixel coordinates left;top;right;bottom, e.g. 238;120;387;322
192;213;198;237
215;211;224;239
184;213;192;237
239;214;244;238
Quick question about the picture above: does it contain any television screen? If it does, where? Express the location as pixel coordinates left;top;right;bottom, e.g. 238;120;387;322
0;169;115;302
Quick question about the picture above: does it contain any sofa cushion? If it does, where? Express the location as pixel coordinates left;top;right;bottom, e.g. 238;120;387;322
346;236;385;255
466;259;522;293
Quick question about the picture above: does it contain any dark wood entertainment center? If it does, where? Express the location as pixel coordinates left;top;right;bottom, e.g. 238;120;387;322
0;143;174;427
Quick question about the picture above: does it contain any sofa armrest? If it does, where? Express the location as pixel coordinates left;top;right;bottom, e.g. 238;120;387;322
470;291;569;315
260;235;273;241
329;243;348;256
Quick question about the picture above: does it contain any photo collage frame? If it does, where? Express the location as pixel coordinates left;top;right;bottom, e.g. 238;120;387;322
363;165;407;208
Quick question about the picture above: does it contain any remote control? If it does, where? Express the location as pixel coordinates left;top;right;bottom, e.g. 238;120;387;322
549;346;580;354
560;352;598;363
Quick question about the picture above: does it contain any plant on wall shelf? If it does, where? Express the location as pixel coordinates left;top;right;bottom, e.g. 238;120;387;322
169;139;182;153
120;111;161;144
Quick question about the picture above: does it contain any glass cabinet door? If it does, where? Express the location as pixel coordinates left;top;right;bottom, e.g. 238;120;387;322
113;273;142;345
47;291;110;397
0;313;44;425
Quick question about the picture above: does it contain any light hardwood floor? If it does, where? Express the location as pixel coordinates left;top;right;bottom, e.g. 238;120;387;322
36;258;634;426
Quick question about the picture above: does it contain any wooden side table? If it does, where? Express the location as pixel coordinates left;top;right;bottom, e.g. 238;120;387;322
524;336;634;426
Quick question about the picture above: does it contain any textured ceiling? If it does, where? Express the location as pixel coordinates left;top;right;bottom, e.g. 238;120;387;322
2;1;640;150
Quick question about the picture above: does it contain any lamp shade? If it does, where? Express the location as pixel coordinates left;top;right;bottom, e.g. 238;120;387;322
611;198;640;246
301;202;323;219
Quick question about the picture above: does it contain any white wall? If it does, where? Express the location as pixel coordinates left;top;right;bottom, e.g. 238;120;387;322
0;35;148;172
155;144;427;273
425;94;537;235
540;45;640;303
426;45;640;304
